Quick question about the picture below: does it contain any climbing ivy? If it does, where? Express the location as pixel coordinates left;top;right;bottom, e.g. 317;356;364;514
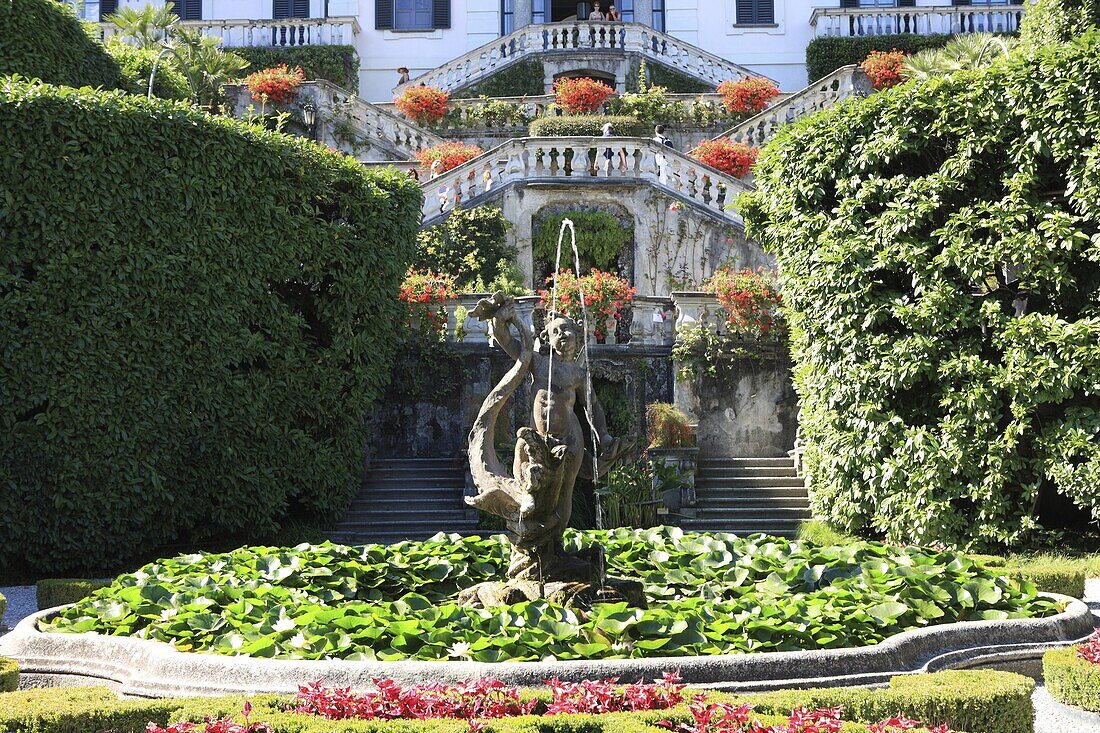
739;37;1100;549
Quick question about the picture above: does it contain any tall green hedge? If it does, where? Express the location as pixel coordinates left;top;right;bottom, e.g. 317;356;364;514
1020;0;1100;46
0;79;421;574
452;58;545;98
741;37;1100;548
0;0;120;89
234;46;360;94
805;34;951;82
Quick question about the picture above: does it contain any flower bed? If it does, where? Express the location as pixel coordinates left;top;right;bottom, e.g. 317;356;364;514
40;527;1059;663
0;669;1039;733
1043;632;1100;712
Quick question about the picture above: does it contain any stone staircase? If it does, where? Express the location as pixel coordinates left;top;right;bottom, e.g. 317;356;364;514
326;458;477;546
681;457;810;538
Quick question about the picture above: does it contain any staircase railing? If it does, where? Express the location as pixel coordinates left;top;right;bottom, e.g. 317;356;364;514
395;22;768;97
714;64;872;147
420;136;751;226
225;80;444;160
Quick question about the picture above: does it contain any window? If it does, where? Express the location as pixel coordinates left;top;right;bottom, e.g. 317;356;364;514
396;0;433;29
532;0;546;22
502;0;514;33
652;0;664;30
377;0;449;30
176;0;202;19
735;0;773;24
617;0;634;22
274;0;308;17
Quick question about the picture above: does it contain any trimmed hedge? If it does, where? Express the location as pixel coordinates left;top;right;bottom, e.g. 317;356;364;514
0;659;16;694
529;115;646;137
1044;646;1100;712
742;35;1100;549
804;33;951;82
638;60;713;94
0;0;121;89
0;79;421;575
234;46;359;94
1002;564;1087;599
796;520;860;546
746;670;1033;733
452;58;545;98
0;670;1025;732
108;43;191;101
36;579;112;610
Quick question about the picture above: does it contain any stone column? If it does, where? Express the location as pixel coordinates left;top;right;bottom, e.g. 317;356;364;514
514;0;534;30
633;0;653;27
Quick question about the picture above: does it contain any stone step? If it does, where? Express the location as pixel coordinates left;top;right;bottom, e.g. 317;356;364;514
369;458;460;467
686;507;812;520
697;457;794;468
696;465;798;478
680;519;803;535
365;471;466;482
694;486;809;499
348;498;468;512
694;475;806;488
360;480;466;493
696;496;810;509
326;529;482;546
331;518;476;532
338;508;470;522
354;486;465;501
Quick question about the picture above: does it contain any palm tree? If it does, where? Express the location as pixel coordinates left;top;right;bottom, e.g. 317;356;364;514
903;33;1017;81
106;2;180;48
171;28;249;111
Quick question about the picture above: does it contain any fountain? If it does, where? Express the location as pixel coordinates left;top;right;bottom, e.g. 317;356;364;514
459;219;639;607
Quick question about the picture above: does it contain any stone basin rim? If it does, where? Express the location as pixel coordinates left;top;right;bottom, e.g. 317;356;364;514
0;594;1092;698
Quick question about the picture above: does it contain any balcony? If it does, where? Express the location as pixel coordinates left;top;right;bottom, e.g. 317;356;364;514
99;16;360;48
810;4;1024;37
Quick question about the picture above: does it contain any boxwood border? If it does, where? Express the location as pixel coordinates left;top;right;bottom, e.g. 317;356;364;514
1043;646;1100;712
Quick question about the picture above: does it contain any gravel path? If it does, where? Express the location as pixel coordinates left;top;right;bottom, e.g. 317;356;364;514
2;579;1100;731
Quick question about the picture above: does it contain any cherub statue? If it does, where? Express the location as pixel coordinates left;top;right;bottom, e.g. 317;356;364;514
465;292;630;582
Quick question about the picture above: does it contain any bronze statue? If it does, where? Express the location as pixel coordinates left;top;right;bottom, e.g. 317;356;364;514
462;293;634;605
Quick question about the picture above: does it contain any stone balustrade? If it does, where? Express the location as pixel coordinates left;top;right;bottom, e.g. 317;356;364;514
224;80;443;161
810;4;1024;37
441;292;726;348
421;136;750;226
100;16;360;47
395;22;764;97
716;65;871;147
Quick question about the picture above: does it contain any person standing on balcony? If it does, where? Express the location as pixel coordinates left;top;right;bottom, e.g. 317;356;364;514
397;66;411;84
606;4;620;20
589;2;606;20
653;124;673;183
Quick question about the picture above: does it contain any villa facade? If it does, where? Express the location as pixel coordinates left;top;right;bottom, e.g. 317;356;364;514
77;0;1023;101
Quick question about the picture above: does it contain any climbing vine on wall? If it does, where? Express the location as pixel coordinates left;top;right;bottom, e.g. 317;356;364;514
533;211;632;273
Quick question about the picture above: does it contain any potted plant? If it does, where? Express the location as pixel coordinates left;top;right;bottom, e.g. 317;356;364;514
538;268;635;343
644;402;698;515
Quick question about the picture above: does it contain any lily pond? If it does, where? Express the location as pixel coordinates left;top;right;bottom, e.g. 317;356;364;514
41;527;1060;662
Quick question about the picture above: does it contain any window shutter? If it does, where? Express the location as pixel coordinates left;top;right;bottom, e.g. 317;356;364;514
293;0;309;15
840;0;859;7
176;0;201;20
898;0;915;5
273;0;290;17
433;0;450;28
952;0;971;4
735;0;753;23
376;0;394;28
100;0;118;19
756;0;773;23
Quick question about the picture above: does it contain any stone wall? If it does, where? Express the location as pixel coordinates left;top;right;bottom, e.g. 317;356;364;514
674;344;797;458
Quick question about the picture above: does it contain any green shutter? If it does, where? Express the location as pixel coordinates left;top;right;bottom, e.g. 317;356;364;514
376;0;394;29
433;0;450;28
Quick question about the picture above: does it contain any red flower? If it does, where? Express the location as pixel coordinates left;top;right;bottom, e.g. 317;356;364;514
1077;630;1100;665
702;267;783;338
716;77;780;116
415;141;484;174
553;77;615;114
395;86;451;125
399;268;457;334
539;269;636;340
861;49;909;90
690;139;758;178
244;65;304;104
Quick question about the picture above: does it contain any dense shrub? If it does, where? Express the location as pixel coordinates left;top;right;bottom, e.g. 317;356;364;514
452;58;545;98
0;0;121;89
0;670;1032;733
999;563;1087;598
395;85;450;125
0;80;421;574
0;659;17;693
741;36;1100;549
108;42;191;100
553;76;615;114
716;77;780;115
1044;645;1100;711
634;60;713;93
529;115;645;137
691;138;758;178
805;34;951;82
532;210;632;273
36;578;112;610
861;49;908;90
244;64;303;103
234;45;359;94
416;206;514;289
1020;0;1100;47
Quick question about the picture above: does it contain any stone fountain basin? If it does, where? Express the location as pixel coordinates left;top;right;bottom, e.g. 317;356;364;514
1;595;1093;698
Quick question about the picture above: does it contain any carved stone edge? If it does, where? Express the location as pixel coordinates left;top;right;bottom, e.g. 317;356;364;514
0;594;1092;697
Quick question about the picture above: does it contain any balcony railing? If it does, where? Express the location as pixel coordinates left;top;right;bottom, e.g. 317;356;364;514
810;4;1024;37
99;16;360;47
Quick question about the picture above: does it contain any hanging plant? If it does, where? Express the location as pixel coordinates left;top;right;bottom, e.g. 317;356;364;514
702;267;782;338
691;138;758;178
861;49;909;90
398;268;457;335
395;85;450;125
414;141;484;174
716;76;780;116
